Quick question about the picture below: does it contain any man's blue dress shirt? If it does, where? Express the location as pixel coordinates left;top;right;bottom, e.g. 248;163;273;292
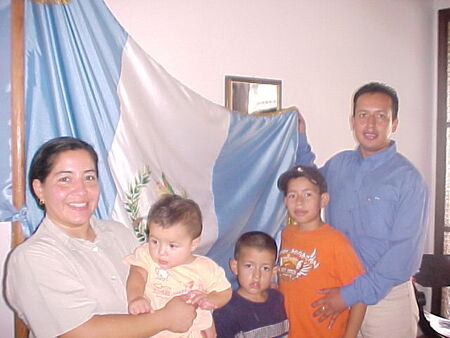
296;134;428;306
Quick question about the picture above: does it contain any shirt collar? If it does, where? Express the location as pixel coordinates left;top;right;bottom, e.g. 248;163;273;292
356;140;397;168
41;215;107;248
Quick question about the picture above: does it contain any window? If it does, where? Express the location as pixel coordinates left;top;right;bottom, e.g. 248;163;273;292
436;8;450;316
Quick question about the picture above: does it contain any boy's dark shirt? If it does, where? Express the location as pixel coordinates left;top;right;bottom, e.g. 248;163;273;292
213;288;289;338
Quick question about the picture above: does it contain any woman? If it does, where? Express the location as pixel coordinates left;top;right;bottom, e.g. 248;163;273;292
5;137;196;338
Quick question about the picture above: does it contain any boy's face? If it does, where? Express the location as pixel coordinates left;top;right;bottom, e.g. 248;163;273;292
148;221;200;269
284;177;329;230
230;246;277;302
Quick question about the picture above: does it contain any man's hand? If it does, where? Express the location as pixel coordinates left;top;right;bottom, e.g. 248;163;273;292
162;296;197;333
311;287;347;328
297;111;306;134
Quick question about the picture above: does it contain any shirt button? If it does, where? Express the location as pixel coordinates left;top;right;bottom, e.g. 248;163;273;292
111;275;117;281
92;246;99;252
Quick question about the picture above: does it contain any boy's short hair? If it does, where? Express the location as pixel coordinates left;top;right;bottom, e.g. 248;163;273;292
147;194;202;238
234;231;278;260
277;165;327;195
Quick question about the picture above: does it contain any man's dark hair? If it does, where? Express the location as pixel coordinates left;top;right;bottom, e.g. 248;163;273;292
353;82;399;120
147;194;203;239
234;231;278;260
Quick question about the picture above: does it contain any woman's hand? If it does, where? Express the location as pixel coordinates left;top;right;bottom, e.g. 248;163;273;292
162;296;197;333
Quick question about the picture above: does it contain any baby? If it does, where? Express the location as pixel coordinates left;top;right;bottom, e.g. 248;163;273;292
125;194;232;337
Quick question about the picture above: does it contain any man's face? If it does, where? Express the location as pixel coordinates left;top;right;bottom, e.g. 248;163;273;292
351;92;398;158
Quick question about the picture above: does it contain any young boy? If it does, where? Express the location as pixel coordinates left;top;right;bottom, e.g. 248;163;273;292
124;194;232;337
277;165;366;338
213;231;289;338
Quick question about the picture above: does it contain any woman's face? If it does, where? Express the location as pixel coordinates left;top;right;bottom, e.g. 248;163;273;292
32;149;100;234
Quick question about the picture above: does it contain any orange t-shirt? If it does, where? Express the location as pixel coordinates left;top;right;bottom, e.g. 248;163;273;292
279;224;364;338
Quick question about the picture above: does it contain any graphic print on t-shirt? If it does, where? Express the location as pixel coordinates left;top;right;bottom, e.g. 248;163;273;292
151;266;196;298
279;248;319;281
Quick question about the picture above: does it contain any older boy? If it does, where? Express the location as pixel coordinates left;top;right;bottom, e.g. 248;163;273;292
278;165;366;337
213;231;289;338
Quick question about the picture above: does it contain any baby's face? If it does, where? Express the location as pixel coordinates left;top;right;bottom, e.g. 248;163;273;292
147;222;199;269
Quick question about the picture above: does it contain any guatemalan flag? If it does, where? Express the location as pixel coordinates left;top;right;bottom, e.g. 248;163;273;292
0;0;298;273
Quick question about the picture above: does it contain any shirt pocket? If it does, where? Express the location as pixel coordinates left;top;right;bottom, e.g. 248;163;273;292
351;188;397;239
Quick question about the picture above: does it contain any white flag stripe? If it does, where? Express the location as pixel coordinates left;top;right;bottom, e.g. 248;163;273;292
109;37;230;253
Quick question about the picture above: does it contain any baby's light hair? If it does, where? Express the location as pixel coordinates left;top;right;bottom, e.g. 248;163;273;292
147;194;202;239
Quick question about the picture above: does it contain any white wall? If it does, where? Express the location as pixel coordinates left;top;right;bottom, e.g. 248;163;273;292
105;0;436;170
3;1;450;336
105;0;450;251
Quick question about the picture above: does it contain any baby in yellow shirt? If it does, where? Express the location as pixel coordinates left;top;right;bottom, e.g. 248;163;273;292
124;194;232;337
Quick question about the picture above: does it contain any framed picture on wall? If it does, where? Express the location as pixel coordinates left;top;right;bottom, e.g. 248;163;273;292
225;76;282;114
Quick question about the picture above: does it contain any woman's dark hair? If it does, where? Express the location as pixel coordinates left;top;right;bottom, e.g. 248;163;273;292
29;137;98;209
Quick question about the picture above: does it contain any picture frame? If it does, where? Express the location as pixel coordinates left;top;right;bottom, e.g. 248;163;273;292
225;76;282;114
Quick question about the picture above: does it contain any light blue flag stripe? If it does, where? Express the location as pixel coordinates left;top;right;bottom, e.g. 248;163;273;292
0;0;13;223
22;0;128;231
210;111;297;272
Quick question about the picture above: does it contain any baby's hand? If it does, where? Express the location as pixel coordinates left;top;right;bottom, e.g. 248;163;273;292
128;296;153;315
186;290;217;310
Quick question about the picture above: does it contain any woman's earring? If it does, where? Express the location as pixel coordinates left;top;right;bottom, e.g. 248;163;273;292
39;199;45;206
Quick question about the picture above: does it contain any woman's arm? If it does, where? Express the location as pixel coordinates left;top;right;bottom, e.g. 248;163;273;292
61;296;197;338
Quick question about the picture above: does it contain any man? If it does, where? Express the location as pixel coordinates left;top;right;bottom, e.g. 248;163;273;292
296;82;428;337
